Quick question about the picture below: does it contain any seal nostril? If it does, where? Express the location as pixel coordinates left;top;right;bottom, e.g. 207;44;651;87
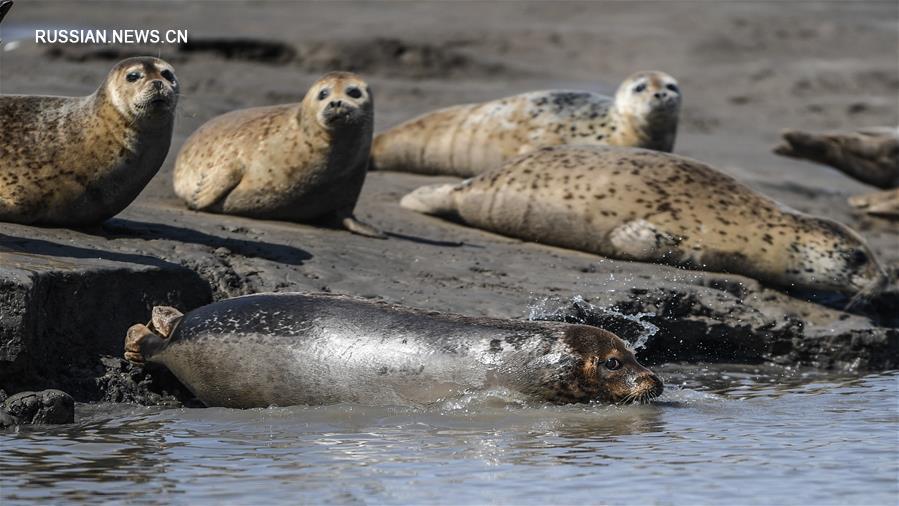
329;100;343;109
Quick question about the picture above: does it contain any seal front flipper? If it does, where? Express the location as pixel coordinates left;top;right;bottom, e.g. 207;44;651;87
124;323;166;364
326;207;386;238
399;183;460;217
186;166;243;211
341;215;387;239
606;219;682;261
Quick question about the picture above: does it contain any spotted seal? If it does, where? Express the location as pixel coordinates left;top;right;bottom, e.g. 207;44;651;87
370;71;680;177
401;145;888;298
173;71;383;237
0;57;177;226
124;293;663;408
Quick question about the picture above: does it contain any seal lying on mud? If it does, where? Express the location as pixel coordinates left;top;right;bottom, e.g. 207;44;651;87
173;71;383;237
0;57;178;226
124;293;663;408
370;71;681;177
401;145;888;299
775;127;899;219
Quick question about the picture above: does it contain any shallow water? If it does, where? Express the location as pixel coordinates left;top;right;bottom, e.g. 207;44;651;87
2;366;897;505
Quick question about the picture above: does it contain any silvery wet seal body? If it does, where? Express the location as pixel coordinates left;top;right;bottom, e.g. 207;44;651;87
124;293;663;408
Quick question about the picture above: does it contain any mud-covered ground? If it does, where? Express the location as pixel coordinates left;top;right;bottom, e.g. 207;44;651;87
0;1;897;404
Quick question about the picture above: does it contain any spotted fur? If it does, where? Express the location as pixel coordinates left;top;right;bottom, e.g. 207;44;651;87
173;72;380;237
371;71;680;177
0;57;177;225
401;145;888;295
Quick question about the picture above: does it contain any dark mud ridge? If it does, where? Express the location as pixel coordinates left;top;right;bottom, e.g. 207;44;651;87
45;36;513;79
1;218;896;409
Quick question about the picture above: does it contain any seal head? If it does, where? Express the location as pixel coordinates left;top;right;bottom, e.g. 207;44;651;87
612;71;681;151
781;216;889;302
104;57;179;122
307;72;372;131
555;325;663;404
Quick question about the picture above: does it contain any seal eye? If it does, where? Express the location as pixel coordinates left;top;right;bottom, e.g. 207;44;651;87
849;249;868;267
160;69;176;83
604;358;622;371
633;83;646;93
317;89;330;101
346;87;362;99
666;83;679;93
126;71;142;83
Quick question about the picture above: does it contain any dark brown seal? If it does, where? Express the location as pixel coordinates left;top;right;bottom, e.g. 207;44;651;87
124;293;663;408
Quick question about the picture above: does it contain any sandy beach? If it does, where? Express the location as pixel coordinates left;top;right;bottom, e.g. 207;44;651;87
0;0;897;394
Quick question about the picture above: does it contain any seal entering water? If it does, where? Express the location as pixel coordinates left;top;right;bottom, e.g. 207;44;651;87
370;71;681;177
401;145;888;298
0;57;178;226
124;293;663;408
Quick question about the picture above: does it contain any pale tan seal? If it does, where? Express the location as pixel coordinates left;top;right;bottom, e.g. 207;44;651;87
370;71;681;177
0;57;178;226
173;71;382;237
774;127;899;189
401;145;888;299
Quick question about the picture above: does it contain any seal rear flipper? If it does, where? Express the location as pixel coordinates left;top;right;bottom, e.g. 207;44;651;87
607;219;682;261
399;183;460;217
849;188;899;218
151;306;184;338
124;323;166;364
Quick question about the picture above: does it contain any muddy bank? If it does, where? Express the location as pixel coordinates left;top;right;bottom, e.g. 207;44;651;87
0;1;896;406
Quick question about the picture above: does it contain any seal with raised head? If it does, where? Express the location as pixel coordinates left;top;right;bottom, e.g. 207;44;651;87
124;293;663;408
774;127;899;189
774;127;899;219
173;71;382;237
370;71;681;177
0;57;178;226
401;145;888;298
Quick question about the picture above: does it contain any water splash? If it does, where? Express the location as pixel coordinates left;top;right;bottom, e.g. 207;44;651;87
527;295;659;350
